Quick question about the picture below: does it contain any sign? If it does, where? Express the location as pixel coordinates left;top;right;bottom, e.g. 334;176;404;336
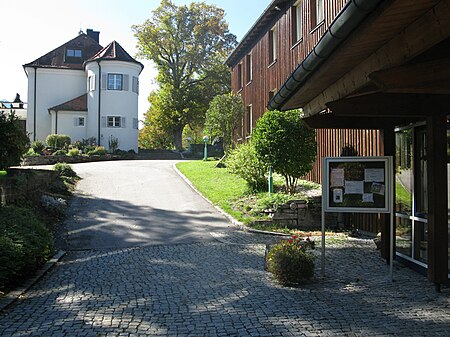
322;157;392;213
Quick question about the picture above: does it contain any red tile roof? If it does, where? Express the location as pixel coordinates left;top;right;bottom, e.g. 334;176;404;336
86;41;144;71
49;94;87;112
24;34;102;70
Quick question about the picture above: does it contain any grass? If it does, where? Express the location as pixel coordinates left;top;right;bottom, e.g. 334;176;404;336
176;160;323;234
395;180;411;208
0;170;7;179
176;160;250;222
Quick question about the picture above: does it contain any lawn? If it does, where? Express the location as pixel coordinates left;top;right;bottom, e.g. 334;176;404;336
176;160;322;231
176;160;250;222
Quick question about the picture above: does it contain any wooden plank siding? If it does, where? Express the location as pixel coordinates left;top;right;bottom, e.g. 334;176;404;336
230;0;384;233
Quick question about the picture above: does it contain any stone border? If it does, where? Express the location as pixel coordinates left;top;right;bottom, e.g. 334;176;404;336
172;163;290;237
0;250;66;312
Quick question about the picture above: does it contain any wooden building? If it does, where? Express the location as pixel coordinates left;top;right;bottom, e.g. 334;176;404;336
227;0;449;287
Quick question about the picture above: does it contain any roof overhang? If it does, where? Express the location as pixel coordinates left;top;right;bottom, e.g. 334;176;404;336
268;0;445;115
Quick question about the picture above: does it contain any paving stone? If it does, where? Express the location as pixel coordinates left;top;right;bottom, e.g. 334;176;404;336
0;235;449;336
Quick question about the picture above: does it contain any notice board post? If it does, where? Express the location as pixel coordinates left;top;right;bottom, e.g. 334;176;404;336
321;157;394;280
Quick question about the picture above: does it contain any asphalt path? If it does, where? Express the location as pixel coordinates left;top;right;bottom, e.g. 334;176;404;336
62;160;232;250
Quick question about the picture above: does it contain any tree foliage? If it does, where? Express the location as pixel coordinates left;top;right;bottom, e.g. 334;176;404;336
0;111;29;170
133;0;237;150
252;110;317;194
204;93;245;154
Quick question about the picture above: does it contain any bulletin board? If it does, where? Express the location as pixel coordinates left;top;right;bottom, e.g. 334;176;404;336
322;157;393;213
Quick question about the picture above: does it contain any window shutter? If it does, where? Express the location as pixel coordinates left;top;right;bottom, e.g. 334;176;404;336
101;116;107;128
132;77;136;93
91;74;96;91
133;118;138;129
123;74;129;91
101;74;107;90
121;117;126;128
74;117;78;126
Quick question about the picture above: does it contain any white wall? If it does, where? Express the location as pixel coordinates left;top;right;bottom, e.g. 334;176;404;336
25;67;87;143
86;60;141;152
50;111;87;142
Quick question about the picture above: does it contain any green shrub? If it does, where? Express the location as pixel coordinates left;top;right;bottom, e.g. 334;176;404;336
0;206;53;291
25;148;40;157
87;146;107;156
53;149;67;156
0;111;30;170
266;236;315;286
53;162;77;178
31;140;45;154
67;148;80;156
46;134;71;149
226;141;268;192
251;193;295;215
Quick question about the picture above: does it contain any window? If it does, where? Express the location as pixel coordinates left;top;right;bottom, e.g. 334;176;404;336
65;48;83;63
237;63;243;90
89;75;96;91
74;117;85;127
310;0;324;28
269;26;277;64
108;74;123;90
246;105;252;137
292;1;303;44
246;54;252;84
107;116;121;128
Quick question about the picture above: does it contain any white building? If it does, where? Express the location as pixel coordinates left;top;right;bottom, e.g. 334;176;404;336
24;29;143;152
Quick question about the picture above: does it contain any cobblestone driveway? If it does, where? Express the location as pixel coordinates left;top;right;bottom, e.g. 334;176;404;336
1;232;449;337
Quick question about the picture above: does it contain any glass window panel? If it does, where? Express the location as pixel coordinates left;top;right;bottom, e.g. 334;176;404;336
415;128;428;218
395;129;413;215
396;217;412;258
413;220;428;263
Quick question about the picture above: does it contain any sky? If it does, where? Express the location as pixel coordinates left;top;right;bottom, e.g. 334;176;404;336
0;0;269;122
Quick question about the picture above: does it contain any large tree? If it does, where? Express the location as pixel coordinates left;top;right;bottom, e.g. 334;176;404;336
133;0;237;150
204;93;244;154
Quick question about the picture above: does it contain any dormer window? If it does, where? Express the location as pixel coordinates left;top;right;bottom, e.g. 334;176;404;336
65;48;83;63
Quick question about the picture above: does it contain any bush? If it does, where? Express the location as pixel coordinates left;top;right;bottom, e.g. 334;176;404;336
53;162;77;179
266;236;315;286
108;136;119;153
67;148;80;156
46;134;71;149
25;148;40;157
53;149;67;156
87;146;107;156
251;193;294;215
226;141;268;192
0;111;30;170
0;206;53;291
252;109;317;194
31;140;45;154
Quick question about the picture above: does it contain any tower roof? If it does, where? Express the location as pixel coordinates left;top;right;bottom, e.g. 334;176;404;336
86;41;144;71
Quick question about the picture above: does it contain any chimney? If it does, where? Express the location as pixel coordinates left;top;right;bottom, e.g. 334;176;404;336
86;29;100;43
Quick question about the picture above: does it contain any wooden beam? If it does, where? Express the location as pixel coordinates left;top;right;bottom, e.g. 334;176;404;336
380;128;396;262
303;113;422;129
369;58;450;94
426;112;448;285
326;93;450;118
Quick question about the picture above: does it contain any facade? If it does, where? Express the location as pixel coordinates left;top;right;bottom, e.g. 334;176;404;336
229;0;449;286
24;29;143;152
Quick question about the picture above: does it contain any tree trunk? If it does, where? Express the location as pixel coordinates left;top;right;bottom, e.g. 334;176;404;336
173;126;184;151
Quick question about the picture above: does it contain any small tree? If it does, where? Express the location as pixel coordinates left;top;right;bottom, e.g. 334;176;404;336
0;111;29;170
252;109;317;194
204;93;245;153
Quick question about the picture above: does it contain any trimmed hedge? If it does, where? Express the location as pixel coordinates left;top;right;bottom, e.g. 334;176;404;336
0;206;54;291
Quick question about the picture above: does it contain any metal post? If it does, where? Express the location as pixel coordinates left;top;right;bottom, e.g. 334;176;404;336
389;157;394;281
203;135;209;160
268;166;273;194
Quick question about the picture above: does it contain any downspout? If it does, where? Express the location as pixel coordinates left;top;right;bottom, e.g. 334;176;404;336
55;111;58;134
97;61;101;146
268;0;383;111
33;66;37;141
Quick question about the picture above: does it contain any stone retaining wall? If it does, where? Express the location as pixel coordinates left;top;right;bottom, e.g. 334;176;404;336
22;154;134;166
